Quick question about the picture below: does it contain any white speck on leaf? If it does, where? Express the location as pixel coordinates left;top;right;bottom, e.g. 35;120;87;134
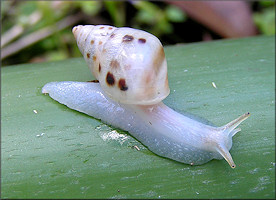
100;130;129;145
36;132;45;137
212;82;217;89
133;145;140;151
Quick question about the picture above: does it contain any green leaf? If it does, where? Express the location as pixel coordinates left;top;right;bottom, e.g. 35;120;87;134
1;36;275;199
165;5;186;23
104;1;126;27
254;7;276;35
77;1;101;16
259;1;275;7
134;1;159;25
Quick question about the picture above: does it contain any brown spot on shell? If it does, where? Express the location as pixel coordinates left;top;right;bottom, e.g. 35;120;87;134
73;27;78;33
99;41;103;45
99;63;101;73
100;26;105;29
153;46;165;74
91;40;94;45
122;35;134;42
108;27;113;30
145;72;154;85
106;72;115;86
110;59;120;69
138;38;146;43
118;79;128;91
87;53;90;58
87;80;99;83
93;56;97;61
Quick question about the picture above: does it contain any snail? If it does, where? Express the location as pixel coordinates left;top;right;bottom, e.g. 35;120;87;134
42;25;250;168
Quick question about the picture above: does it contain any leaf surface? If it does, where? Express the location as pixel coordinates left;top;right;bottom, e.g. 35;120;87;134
1;36;275;199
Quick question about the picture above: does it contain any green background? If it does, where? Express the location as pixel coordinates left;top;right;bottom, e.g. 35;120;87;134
1;36;275;199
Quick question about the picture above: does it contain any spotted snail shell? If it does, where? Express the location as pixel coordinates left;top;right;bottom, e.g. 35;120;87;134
72;25;170;105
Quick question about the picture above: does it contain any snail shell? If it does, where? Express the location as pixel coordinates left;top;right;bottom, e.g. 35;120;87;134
72;25;169;105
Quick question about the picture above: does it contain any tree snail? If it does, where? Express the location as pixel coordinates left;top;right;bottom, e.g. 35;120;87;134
42;25;250;168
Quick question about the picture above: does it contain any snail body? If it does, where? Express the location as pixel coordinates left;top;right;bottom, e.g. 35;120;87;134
42;25;250;168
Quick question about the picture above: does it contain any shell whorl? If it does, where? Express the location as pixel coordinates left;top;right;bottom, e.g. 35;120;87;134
72;25;170;105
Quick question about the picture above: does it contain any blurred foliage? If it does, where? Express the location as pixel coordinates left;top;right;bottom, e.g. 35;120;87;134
253;1;275;35
104;1;126;27
2;1;186;66
1;0;275;66
132;1;186;36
